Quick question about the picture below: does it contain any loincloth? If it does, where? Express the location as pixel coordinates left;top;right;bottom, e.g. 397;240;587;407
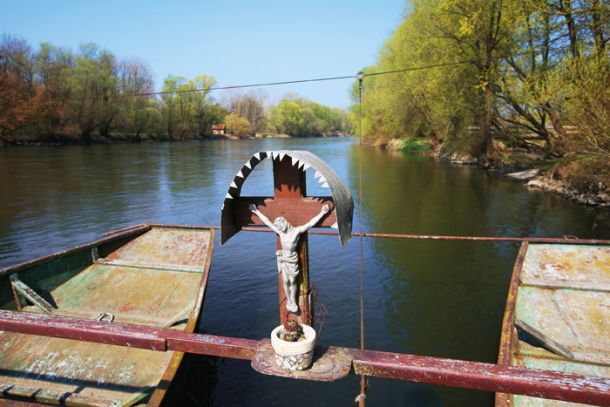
276;250;299;279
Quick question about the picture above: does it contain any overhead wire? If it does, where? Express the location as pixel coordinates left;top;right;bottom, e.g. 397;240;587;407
117;44;576;99
120;60;474;98
128;74;357;97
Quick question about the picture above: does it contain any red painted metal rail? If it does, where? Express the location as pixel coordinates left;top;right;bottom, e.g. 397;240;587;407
103;223;610;245
0;310;608;406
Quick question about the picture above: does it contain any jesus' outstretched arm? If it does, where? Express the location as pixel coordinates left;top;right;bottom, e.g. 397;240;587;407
296;204;330;234
249;204;281;234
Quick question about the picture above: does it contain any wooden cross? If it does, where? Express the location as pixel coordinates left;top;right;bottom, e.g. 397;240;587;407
230;156;337;326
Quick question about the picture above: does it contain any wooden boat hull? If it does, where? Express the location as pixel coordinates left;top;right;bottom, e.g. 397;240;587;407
496;242;610;406
0;224;214;406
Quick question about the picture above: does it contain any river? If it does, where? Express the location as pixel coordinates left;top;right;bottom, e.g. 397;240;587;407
0;138;608;406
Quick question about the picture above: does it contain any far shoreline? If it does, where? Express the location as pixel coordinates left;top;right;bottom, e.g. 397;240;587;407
0;133;353;148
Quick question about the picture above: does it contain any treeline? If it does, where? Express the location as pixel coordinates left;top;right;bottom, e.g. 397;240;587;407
354;0;609;191
0;35;350;144
222;92;351;137
269;95;351;137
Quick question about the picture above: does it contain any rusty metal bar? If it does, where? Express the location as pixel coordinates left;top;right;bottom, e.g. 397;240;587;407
138;223;610;245
352;349;610;406
0;310;608;405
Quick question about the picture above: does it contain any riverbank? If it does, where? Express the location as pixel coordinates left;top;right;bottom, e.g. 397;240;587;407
0;132;350;147
379;138;610;209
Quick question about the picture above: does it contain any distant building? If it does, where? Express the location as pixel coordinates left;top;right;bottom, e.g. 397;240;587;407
212;124;226;135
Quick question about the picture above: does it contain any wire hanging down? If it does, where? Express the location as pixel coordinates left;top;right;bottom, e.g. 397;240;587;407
356;70;367;407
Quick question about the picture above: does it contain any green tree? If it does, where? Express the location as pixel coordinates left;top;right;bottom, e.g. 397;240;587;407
32;43;74;138
69;43;119;142
115;58;155;139
224;90;267;134
224;113;252;137
268;95;349;137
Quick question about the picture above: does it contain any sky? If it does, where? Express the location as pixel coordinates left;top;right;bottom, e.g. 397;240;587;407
0;0;406;109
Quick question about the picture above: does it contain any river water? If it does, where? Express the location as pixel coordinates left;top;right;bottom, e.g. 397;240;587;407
0;138;608;406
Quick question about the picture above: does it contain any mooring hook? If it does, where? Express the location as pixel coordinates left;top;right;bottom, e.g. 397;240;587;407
97;312;115;322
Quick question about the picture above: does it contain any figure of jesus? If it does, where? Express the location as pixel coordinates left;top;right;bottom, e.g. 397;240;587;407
249;203;330;313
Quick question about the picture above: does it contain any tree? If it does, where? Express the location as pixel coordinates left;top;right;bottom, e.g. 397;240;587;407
352;0;608;158
0;35;35;140
69;43;119;142
224;113;252;137
269;100;304;136
115;58;155;138
268;95;349;137
32;43;74;138
190;74;217;136
160;74;217;140
223;90;267;134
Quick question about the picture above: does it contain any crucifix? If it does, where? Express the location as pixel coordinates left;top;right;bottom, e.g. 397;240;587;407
249;202;329;315
220;151;353;326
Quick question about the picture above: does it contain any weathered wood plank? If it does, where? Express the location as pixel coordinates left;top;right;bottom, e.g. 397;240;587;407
516;286;610;365
521;244;610;292
104;227;211;269
95;258;203;273
9;275;54;313
513;341;610;407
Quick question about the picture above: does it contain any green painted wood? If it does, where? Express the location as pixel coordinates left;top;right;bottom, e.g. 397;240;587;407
0;226;214;406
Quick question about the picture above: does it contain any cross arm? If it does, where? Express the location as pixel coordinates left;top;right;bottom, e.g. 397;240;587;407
234;197;337;229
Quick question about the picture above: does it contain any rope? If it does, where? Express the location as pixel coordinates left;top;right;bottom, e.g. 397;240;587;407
356;72;367;406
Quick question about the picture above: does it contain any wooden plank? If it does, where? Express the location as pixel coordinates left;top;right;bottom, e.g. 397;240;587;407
50;263;202;327
9;275;54;313
521;244;610;292
5;386;38;399
104;227;211;269
96;258;203;273
513;341;610;407
147;227;215;406
516;286;610;365
0;383;121;407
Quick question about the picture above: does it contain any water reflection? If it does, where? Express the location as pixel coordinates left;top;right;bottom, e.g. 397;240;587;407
0;139;608;406
347;145;609;406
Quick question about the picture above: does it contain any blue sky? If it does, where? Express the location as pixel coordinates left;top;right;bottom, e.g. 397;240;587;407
0;0;405;108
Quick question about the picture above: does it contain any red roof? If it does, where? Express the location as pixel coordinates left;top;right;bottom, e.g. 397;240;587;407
212;124;226;130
